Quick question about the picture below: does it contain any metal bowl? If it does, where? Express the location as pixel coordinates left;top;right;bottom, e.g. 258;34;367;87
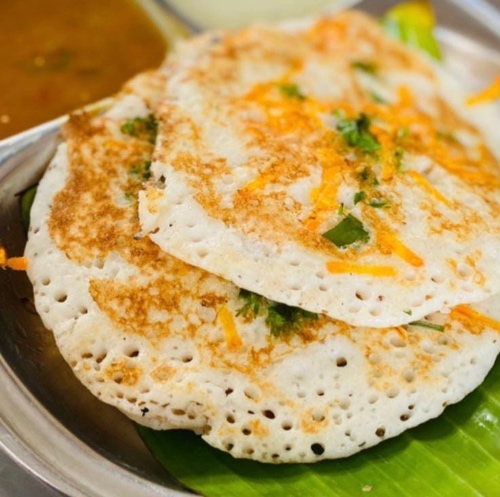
0;1;499;496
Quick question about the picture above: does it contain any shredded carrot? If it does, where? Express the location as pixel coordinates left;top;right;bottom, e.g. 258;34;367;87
454;170;500;188
0;245;28;271
452;305;500;333
377;231;424;267
326;261;397;277
304;217;321;231
466;76;500;106
378;133;398;181
397;85;414;108
244;175;269;192
305;161;343;232
218;305;243;350
6;257;28;271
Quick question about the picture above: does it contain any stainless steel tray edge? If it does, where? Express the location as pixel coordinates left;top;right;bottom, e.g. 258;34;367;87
0;354;184;497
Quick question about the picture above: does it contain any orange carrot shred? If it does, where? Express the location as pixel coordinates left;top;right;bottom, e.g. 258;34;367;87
0;245;28;271
6;257;28;271
466;76;500;106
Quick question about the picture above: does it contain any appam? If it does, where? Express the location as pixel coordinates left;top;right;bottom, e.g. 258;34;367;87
25;71;500;463
139;10;500;327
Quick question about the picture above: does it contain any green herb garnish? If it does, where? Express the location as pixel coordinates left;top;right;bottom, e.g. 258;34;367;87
237;289;318;337
409;320;445;332
236;289;266;319
395;147;405;171
337;203;345;216
358;166;380;186
437;130;458;143
352;60;378;75
354;191;367;205
120;115;158;144
336;112;381;155
353;191;388;209
129;160;152;182
323;214;370;248
278;83;306;101
397;127;410;140
370;92;387;104
404;309;413;316
368;198;390;209
266;304;318;337
124;192;135;203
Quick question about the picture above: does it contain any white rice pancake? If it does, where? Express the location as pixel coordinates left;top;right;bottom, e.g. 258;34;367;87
25;71;500;463
139;10;500;327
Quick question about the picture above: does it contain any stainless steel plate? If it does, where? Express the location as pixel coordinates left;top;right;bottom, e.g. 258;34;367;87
0;1;499;496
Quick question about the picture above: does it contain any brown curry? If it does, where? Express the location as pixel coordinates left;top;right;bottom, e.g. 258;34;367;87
0;0;167;139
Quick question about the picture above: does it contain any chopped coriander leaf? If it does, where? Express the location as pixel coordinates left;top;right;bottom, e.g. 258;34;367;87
370;92;387;104
437;130;458;143
368;198;390;209
338;203;345;216
404;309;413;316
237;289;318;337
267;304;318;337
323;214;370;248
236;289;266;318
278;83;306;100
359;167;370;181
395;147;405;171
397;127;410;140
266;305;288;335
129;160;152;181
120;115;158;144
352;60;378;75
409;320;445;332
358;166;380;186
124;192;135;203
336;112;381;155
354;191;367;205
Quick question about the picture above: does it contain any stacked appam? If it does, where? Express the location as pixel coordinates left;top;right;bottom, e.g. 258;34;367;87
26;10;500;463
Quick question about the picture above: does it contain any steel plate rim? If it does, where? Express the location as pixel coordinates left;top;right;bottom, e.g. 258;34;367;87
0;353;186;497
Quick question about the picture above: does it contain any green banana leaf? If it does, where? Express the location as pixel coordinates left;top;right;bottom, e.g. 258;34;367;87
137;358;499;497
20;184;38;232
